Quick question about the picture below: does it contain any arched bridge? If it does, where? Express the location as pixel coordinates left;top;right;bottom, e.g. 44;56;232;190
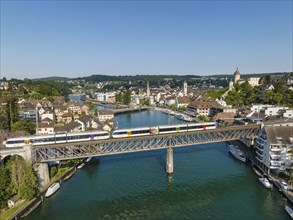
29;124;260;164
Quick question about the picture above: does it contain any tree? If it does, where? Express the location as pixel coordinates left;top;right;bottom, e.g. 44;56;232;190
7;156;38;199
0;107;9;130
0;164;12;208
12;121;36;135
3;95;18;131
170;104;177;110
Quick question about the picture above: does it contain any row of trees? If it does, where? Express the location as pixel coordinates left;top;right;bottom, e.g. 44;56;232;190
115;90;132;105
0;156;38;208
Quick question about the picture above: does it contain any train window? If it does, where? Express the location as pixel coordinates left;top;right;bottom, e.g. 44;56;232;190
55;136;66;141
159;127;176;132
8;140;25;144
132;130;149;135
188;125;201;129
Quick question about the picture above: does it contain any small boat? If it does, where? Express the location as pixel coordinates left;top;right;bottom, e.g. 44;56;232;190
285;205;293;218
45;182;60;197
259;177;273;189
63;172;75;181
77;163;85;169
229;144;246;163
85;157;92;163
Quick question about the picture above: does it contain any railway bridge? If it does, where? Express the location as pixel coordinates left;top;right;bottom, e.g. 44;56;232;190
0;124;260;186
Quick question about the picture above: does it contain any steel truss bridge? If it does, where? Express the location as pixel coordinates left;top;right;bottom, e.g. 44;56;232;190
33;125;260;163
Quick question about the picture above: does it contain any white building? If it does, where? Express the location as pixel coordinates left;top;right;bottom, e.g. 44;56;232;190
255;124;293;174
165;96;176;106
250;104;274;113
265;107;289;116
284;109;293;118
98;110;114;122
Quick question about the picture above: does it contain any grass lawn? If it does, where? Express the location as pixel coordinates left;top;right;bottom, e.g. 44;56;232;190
0;200;30;220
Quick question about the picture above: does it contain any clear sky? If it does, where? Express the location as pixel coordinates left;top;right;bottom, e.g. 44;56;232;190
0;0;292;79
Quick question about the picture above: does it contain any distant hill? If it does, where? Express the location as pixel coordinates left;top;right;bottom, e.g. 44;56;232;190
32;76;70;81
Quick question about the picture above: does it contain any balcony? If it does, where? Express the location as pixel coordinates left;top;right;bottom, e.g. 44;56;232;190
270;155;282;160
271;147;282;152
256;156;263;162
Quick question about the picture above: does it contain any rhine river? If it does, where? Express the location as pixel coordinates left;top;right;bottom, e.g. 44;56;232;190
27;101;289;219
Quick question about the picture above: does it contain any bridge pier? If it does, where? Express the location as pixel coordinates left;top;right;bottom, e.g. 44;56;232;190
166;147;174;174
34;163;50;187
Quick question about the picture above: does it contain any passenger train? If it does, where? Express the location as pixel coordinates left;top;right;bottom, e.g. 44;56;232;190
3;122;216;148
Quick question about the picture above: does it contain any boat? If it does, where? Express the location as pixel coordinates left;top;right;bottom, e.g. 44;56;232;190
259;177;273;189
77;163;85;169
63;172;75;181
228;144;246;163
85;157;92;163
285;205;293;219
45;182;60;197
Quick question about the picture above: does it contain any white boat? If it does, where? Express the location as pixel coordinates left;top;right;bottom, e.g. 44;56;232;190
77;163;85;169
259;177;273;189
85;157;92;163
45;182;60;197
228;145;246;163
285;205;293;219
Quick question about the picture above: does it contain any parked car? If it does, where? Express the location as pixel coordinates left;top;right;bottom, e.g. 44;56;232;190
280;179;288;190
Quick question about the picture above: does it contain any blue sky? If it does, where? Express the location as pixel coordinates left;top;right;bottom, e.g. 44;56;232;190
1;1;292;79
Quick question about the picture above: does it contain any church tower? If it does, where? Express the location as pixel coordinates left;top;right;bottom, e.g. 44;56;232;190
233;68;241;85
146;81;150;97
183;81;187;96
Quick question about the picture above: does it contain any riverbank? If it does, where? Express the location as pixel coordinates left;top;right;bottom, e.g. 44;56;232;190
2;162;79;220
231;140;293;207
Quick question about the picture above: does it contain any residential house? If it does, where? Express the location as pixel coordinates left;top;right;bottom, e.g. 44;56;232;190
81;105;90;115
75;115;92;131
98;110;114;122
59;112;73;124
213;112;235;122
91;117;103;130
54;121;83;133
283;109;293;118
265;107;289;117
67;101;82;115
37;121;55;135
8;195;20;208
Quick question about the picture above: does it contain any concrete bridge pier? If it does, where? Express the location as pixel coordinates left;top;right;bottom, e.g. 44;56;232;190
34;163;50;188
166;147;174;174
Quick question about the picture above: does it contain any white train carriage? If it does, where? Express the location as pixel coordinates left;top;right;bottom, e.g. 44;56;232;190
158;124;188;134
112;127;151;138
187;122;216;131
66;131;110;142
4;131;110;148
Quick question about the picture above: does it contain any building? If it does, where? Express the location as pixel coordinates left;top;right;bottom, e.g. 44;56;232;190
75;115;92;131
54;121;83;133
187;100;223;116
146;81;150;97
233;68;241;84
265;107;289;116
164;96;176;106
255;124;293;174
37;122;55;135
8;195;20;208
175;96;191;109
283;109;293;118
98;110;114;122
183;81;188;96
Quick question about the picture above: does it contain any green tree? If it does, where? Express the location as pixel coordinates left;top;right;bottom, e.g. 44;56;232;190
170;103;177;110
12;121;36;135
7;156;37;199
0;107;9;130
50;166;57;178
85;101;96;111
3;95;19;131
0;164;12;208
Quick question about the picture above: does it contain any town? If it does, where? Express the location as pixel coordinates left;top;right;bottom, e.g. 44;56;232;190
0;69;293;219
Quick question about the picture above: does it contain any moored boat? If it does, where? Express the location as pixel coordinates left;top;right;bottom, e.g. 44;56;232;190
259;177;273;189
285;205;293;219
228;144;246;163
45;182;60;197
77;163;85;169
85;157;92;163
63;172;75;181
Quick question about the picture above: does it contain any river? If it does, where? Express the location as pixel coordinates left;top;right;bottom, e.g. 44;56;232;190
27;98;289;219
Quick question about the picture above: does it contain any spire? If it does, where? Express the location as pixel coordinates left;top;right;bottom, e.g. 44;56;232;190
146;81;150;97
